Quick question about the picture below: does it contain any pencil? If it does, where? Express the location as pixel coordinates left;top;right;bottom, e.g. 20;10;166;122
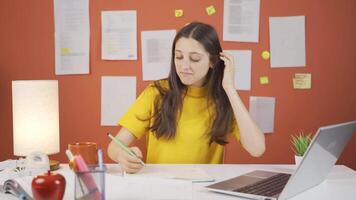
107;133;146;166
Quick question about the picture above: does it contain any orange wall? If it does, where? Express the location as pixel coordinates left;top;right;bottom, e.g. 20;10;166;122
1;0;355;169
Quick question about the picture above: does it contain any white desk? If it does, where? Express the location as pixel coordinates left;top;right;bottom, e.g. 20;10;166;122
1;164;355;200
189;164;356;200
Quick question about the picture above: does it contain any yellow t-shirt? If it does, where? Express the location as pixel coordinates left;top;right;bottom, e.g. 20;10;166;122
118;81;240;164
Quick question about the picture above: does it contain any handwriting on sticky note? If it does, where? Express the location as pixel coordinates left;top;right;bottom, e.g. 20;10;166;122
293;73;311;89
175;9;183;17
206;5;216;15
260;76;269;85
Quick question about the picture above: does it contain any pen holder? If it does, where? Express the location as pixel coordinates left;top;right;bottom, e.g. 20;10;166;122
74;167;106;200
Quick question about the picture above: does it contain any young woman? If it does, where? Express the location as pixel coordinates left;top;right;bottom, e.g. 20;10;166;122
108;22;265;173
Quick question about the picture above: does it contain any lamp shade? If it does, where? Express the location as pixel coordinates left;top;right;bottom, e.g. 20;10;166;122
12;80;60;156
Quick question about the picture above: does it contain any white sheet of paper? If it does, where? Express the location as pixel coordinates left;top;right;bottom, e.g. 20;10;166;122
123;166;214;182
269;16;306;67
224;50;252;91
101;10;137;60
141;30;176;80
106;174;192;199
223;0;260;42
249;96;275;133
101;76;136;126
54;0;90;75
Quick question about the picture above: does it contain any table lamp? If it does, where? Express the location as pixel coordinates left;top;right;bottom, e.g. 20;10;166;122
12;80;60;170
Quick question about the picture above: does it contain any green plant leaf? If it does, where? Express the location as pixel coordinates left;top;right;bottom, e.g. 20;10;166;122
291;132;312;156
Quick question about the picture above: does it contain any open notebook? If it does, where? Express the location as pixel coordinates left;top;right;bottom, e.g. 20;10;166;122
0;178;32;199
0;169;74;199
106;174;193;199
104;165;213;199
106;165;214;182
140;166;214;182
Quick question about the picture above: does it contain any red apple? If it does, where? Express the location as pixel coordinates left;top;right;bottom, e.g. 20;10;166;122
32;171;66;200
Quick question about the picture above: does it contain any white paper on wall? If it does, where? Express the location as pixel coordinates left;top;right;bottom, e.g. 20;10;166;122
269;16;306;68
141;30;176;80
101;76;136;126
249;96;276;134
101;10;137;60
54;0;90;75
224;50;252;91
223;0;260;42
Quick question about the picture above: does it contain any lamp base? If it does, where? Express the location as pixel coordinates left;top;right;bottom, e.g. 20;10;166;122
50;159;60;171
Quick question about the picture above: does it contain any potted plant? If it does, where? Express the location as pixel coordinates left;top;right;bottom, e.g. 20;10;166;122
291;131;312;165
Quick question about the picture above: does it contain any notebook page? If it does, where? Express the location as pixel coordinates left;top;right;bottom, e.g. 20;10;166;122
106;174;192;199
107;165;214;182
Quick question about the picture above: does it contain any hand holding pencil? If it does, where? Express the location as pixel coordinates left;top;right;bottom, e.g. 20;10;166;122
107;133;145;174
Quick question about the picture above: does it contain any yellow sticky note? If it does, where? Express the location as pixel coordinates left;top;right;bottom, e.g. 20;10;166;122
206;5;216;16
261;50;270;60
175;9;183;17
260;76;269;85
293;73;311;89
61;48;70;55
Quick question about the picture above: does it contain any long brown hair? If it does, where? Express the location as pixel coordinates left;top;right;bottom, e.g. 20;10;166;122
149;22;234;145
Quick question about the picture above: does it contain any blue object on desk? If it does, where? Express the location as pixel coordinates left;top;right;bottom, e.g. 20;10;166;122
97;149;104;170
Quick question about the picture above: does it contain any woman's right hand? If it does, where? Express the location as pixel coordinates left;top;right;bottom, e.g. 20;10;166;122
116;146;144;173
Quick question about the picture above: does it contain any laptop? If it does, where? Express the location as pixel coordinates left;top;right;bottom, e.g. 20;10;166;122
206;120;356;200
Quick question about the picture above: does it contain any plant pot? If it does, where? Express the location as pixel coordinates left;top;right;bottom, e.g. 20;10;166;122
294;155;303;166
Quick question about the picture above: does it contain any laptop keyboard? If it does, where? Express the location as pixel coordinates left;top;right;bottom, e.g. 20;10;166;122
233;173;291;197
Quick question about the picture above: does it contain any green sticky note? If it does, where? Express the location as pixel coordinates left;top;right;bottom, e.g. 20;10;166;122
206;5;216;15
175;9;183;17
260;76;269;85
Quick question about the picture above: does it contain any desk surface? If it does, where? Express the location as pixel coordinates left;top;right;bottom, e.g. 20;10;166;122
1;164;355;200
189;164;356;200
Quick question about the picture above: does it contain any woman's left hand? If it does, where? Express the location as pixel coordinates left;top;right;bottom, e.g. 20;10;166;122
219;52;235;90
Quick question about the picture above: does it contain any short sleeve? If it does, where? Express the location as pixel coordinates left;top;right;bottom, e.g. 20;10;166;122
118;84;157;139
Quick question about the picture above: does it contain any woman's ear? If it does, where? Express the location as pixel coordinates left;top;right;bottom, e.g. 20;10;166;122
210;56;220;68
209;59;217;68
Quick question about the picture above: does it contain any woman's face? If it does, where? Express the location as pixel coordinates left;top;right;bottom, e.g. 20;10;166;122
174;37;211;87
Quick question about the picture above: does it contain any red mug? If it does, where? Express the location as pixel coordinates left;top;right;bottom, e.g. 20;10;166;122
68;142;98;166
